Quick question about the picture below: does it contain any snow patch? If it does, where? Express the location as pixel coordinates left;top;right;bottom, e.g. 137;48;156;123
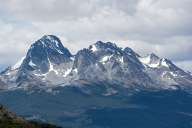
170;72;178;77
90;45;97;52
48;58;59;75
39;40;45;45
63;68;72;77
73;68;78;73
148;63;160;68
46;35;52;41
100;55;113;64
29;60;36;67
139;56;150;64
44;35;64;54
139;57;170;68
55;40;60;47
70;57;75;61
161;58;169;68
12;57;25;70
119;56;124;63
139;56;160;68
56;49;64;54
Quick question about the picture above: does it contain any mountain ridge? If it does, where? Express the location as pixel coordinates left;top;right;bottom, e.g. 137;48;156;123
0;35;192;92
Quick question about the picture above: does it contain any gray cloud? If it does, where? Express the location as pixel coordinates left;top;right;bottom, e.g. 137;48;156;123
0;0;139;21
0;0;192;71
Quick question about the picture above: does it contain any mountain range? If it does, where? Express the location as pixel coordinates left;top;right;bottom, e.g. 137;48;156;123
0;35;192;92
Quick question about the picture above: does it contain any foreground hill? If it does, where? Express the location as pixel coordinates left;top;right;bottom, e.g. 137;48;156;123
0;105;60;128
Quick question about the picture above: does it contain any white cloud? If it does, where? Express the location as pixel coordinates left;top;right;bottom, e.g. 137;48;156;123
175;60;192;72
0;0;191;71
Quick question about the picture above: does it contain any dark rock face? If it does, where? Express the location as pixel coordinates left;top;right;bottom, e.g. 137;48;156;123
22;35;72;73
14;35;73;85
73;48;96;73
148;53;160;64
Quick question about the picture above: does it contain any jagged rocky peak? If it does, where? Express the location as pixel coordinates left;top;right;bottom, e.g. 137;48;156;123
149;53;160;62
30;35;72;57
122;47;144;68
38;35;62;47
89;41;122;54
124;47;135;54
73;48;96;73
144;53;160;64
21;35;72;73
94;41;118;49
123;47;140;57
89;41;140;57
88;41;144;67
88;41;125;65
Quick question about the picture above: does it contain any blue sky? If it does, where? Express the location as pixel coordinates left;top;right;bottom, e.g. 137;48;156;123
0;0;192;72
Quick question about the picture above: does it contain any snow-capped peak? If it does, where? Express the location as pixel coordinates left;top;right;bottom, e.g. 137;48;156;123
1;36;192;91
28;35;72;59
33;35;69;55
41;35;61;46
12;35;73;75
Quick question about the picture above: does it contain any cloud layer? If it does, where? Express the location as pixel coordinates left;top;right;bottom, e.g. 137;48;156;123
0;0;191;71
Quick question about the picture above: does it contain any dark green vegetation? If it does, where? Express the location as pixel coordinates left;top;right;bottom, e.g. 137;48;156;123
84;90;192;128
0;105;61;128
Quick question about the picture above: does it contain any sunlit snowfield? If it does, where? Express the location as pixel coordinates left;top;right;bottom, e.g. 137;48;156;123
0;86;192;128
